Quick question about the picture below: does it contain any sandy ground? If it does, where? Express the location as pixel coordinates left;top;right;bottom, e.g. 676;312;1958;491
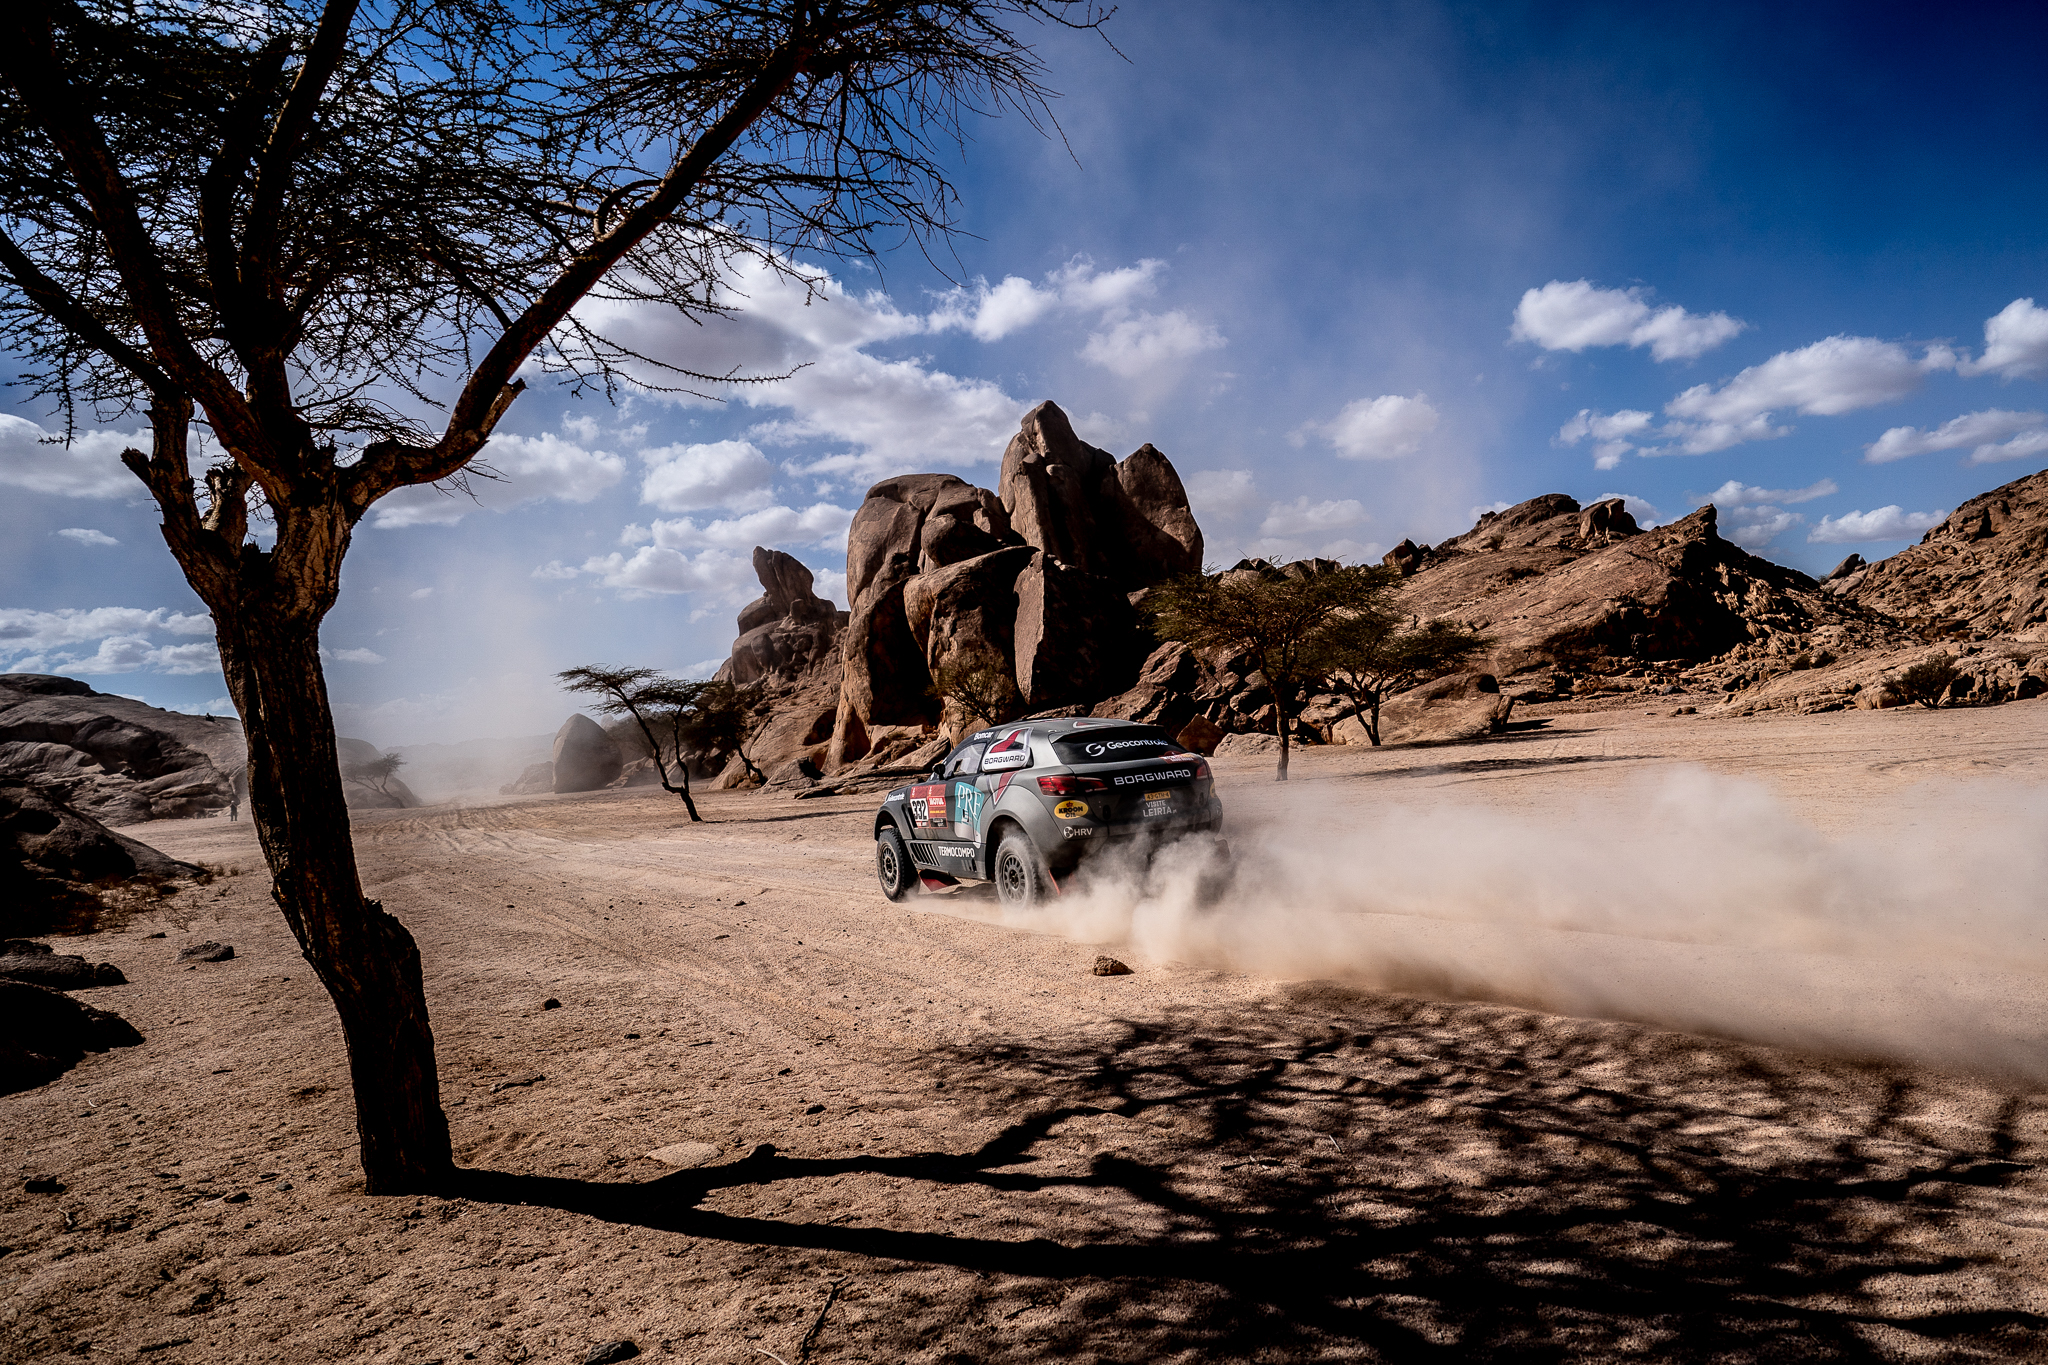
7;700;2048;1362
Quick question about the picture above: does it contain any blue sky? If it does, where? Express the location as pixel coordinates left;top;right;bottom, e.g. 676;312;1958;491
4;0;2046;744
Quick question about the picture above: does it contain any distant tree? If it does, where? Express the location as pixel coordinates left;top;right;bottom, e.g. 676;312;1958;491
0;0;1101;1192
1308;609;1493;746
558;666;716;821
1149;563;1390;780
342;752;409;804
1890;654;1961;710
929;651;1022;737
675;680;765;785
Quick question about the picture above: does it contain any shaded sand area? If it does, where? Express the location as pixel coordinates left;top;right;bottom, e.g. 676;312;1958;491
7;700;2048;1361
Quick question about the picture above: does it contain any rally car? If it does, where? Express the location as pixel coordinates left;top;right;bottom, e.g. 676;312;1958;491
872;717;1224;908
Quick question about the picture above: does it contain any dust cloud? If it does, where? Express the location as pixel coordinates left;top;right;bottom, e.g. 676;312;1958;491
1014;768;2048;1079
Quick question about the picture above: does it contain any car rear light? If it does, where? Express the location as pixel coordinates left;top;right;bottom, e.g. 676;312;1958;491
1192;757;1212;781
1036;774;1108;795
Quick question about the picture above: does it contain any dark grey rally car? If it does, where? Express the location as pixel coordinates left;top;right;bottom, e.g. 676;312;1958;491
872;717;1223;908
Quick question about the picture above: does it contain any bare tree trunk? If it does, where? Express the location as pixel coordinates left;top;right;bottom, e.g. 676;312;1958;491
1366;694;1384;746
1273;687;1292;782
217;614;452;1193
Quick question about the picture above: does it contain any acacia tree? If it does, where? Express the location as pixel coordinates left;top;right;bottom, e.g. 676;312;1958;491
0;0;1099;1193
342;752;410;803
1149;562;1389;781
559;665;712;820
1308;608;1492;745
928;650;1021;738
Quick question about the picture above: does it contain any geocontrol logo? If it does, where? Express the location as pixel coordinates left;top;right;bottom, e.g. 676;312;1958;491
1083;738;1171;757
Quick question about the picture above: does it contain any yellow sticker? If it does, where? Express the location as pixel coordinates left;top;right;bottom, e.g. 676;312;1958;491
1144;791;1171;802
1054;800;1089;819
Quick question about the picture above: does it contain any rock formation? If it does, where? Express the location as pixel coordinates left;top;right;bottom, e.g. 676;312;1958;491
719;547;847;685
821;401;1203;769
0;675;244;823
1;780;202;937
1;978;143;1095
550;714;623;793
1828;465;2048;637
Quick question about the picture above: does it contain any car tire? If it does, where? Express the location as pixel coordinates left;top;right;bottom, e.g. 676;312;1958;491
993;828;1053;910
875;826;916;902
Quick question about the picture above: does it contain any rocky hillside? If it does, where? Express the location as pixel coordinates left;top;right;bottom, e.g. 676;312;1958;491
0;676;244;823
1829;465;2048;637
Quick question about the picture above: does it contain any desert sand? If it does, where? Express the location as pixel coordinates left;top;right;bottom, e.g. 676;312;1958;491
6;701;2048;1362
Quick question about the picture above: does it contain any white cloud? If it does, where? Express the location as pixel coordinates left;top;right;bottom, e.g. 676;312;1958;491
371;431;625;528
575;546;759;596
163;695;235;716
1720;507;1804;550
1661;336;1948;454
1691;478;1838;508
0;607;212;656
1242;535;1385;565
1970;428;2048;465
1469;500;1512;521
1511;280;1745;362
322;646;386;665
1311;394;1440;461
812;567;848;609
1556;408;1654;468
927;257;1167;342
1957;298;2048;380
1079;310;1226;378
1258;497;1367;537
638;439;776;512
678;657;729;681
0;415;144;498
1808;506;1948;544
1864;409;2046;463
56;527;119;547
531;560;581;581
645;502;854;553
48;636;221;676
409;587;434;599
1185;469;1255;507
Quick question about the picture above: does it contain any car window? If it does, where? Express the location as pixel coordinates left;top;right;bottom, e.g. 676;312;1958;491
1049;726;1178;765
941;743;985;778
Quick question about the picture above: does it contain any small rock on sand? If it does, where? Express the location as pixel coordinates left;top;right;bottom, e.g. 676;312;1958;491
583;1342;639;1365
176;942;233;963
1093;956;1133;976
25;1175;64;1193
491;1073;543;1093
541;997;561;1010
644;1141;721;1168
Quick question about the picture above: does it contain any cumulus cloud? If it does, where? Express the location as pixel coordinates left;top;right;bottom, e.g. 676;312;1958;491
574;546;759;596
1864;409;2046;464
371;428;625;528
1258;497;1367;538
812;567;848;608
1556;408;1655;468
1719;507;1805;550
51;636;221;676
1661;335;1949;453
1307;394;1440;461
1184;469;1256;509
1970;428;2048;464
0;607;212;655
1808;506;1948;544
0;415;144;498
1690;478;1838;508
56;528;119;547
1512;281;1745;362
1957;298;2048;381
638;439;776;512
1079;311;1226;378
409;587;434;599
927;257;1165;342
644;502;853;553
321;646;386;665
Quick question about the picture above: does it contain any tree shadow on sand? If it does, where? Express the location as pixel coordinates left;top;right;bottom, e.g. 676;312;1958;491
448;986;2048;1361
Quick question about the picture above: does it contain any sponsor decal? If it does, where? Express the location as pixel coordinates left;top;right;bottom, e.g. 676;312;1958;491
935;845;973;858
1061;826;1097;839
1054;799;1090;820
1082;737;1175;758
982;726;1033;771
885;791;904;801
910;783;948;827
954;781;988;836
1114;768;1194;786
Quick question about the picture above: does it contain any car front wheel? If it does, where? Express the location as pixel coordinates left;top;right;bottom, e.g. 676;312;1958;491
993;828;1053;910
876;826;916;902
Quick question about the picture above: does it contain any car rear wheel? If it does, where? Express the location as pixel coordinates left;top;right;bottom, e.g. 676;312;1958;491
993;828;1053;910
875;826;916;902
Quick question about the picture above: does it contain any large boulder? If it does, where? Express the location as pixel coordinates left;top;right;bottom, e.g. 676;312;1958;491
1012;553;1144;709
998;401;1125;579
721;548;846;685
0;941;126;990
0;979;143;1095
1;780;201;937
550;714;622;793
0;675;244;824
1116;443;1204;583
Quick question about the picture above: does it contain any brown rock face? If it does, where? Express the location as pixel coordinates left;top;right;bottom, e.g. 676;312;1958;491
722;548;846;686
998;402;1203;588
1;779;201;937
1834;466;2048;637
0;676;245;824
550;714;622;793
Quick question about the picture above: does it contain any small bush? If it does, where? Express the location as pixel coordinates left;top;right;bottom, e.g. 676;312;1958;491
1890;654;1961;710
